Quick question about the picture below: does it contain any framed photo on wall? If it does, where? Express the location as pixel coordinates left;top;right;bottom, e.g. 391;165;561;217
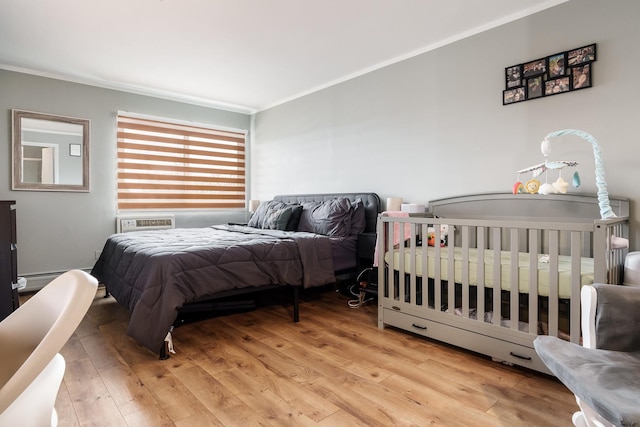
505;65;522;88
548;52;566;78
545;77;570;96
527;76;544;99
568;44;596;66
523;58;546;77
571;63;592;90
503;87;526;105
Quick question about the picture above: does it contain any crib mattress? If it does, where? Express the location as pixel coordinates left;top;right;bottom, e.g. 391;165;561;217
385;246;594;299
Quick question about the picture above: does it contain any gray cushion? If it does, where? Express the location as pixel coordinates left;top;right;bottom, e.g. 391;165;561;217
592;283;640;352
350;199;366;235
297;198;352;237
534;336;640;427
248;200;296;230
262;206;294;230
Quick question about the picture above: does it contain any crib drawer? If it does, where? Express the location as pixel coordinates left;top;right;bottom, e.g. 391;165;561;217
382;308;550;374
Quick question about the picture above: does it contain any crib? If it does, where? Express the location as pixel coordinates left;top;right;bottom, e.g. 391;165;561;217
376;193;629;373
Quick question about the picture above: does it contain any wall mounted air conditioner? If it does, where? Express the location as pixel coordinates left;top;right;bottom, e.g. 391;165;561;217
116;214;175;233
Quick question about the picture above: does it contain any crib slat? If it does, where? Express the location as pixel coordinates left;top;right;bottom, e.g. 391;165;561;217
593;222;608;283
461;225;470;318
509;229;519;330
570;231;581;343
434;225;442;311
528;230;539;335
548;230;559;337
446;226;455;315
409;223;417;304
492;227;501;326
387;219;395;300
421;223;429;306
398;220;406;303
477;227;486;322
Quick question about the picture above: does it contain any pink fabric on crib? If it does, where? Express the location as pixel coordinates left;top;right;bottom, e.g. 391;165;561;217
373;211;411;267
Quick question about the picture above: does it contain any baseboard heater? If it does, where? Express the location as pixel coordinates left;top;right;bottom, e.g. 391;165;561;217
19;268;93;293
116;214;175;233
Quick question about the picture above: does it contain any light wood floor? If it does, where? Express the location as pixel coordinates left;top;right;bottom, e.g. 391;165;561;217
53;286;577;426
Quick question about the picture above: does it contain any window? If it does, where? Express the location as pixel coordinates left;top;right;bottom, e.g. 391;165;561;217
117;113;246;210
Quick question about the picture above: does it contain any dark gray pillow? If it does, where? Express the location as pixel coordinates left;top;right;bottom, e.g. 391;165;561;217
285;205;303;231
297;198;352;237
350;199;366;235
262;206;294;230
248;200;295;230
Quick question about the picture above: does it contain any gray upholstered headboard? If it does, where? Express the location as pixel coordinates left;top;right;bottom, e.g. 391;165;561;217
273;192;381;233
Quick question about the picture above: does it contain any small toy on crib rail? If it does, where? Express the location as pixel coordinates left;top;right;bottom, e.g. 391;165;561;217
427;224;451;247
525;178;541;194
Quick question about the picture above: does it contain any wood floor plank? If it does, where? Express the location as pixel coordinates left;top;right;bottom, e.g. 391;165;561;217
53;287;577;426
172;365;258;426
55;381;80;427
63;357;128;426
235;388;318;427
98;363;164;417
60;334;89;363
212;323;323;385
316;409;372;427
308;376;416;426
78;330;126;371
122;406;175;427
382;361;500;413
133;365;216;424
513;371;576;407
380;374;504;427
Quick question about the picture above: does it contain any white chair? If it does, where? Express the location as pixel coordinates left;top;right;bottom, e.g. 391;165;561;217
535;283;640;427
0;270;98;426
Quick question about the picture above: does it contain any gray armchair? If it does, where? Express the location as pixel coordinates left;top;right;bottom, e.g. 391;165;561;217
534;284;640;427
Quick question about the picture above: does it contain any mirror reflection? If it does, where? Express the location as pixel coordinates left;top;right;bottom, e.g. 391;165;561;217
12;110;90;192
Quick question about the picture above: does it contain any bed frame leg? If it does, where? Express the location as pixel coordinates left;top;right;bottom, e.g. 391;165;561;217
159;341;170;360
293;286;300;323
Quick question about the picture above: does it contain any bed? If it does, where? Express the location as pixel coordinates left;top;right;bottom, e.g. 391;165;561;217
91;192;381;358
377;192;629;373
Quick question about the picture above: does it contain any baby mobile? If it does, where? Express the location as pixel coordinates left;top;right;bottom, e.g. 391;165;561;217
514;159;579;196
512;128;616;220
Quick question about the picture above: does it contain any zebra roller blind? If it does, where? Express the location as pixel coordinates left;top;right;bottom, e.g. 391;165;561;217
117;113;246;210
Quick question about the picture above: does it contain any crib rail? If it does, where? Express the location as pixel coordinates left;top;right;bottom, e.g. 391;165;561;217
377;213;628;371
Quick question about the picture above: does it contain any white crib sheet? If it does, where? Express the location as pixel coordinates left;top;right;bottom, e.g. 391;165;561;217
385;246;594;299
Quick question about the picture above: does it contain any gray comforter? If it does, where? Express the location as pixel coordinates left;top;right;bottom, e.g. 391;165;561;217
91;225;336;353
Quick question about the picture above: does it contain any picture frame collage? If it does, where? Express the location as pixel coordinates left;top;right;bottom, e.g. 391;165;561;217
503;43;596;105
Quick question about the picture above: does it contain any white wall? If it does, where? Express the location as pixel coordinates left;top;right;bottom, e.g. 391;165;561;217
0;72;251;287
252;0;640;247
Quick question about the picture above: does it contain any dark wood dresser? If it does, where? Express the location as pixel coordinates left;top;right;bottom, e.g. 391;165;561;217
0;201;18;321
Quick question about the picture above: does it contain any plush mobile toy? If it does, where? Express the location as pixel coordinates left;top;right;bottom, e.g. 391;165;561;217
427;224;451;247
525;178;541;194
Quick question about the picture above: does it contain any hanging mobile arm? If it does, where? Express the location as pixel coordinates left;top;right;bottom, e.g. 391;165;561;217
542;129;615;220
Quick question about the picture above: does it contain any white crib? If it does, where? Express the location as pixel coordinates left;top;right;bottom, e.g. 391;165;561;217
377;193;629;373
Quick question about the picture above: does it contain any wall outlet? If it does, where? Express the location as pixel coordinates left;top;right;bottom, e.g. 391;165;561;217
95;250;101;260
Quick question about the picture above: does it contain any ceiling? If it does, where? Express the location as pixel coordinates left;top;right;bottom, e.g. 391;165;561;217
0;0;566;114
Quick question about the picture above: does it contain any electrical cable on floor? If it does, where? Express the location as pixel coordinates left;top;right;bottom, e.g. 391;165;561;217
348;268;375;308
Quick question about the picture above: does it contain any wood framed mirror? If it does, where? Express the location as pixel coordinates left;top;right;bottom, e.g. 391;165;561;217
12;110;90;192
